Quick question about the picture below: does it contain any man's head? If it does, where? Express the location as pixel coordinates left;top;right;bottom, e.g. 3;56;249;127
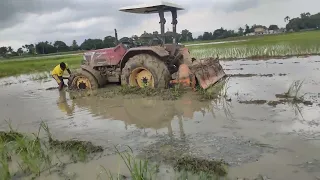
60;62;66;70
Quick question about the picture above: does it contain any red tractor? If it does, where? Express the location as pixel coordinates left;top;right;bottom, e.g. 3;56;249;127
68;1;225;90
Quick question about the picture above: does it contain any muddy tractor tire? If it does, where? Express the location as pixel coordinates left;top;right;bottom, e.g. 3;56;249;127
121;54;171;88
69;70;99;90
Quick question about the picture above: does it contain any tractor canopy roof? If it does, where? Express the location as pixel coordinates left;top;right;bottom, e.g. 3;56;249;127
119;0;184;14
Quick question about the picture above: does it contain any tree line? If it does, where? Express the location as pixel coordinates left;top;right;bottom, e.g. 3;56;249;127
0;11;319;58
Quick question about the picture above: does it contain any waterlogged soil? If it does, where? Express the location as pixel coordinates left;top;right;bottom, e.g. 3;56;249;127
0;56;320;179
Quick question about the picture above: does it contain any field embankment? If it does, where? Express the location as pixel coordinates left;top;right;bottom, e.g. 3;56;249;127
188;31;320;59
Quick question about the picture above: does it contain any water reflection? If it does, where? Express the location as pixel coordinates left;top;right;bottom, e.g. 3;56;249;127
57;90;75;116
66;95;230;133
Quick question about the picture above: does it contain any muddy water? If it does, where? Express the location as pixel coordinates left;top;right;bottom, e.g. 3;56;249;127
1;56;320;180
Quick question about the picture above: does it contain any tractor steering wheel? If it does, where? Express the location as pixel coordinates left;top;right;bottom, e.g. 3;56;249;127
121;40;135;49
148;35;164;47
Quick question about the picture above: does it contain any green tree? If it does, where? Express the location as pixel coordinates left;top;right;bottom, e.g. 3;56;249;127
202;32;212;40
17;48;23;56
35;41;56;54
53;40;69;52
238;27;244;36
23;44;35;54
286;12;320;31
71;40;79;51
103;36;116;47
180;29;193;42
0;47;8;57
80;39;104;50
244;24;250;34
268;25;279;30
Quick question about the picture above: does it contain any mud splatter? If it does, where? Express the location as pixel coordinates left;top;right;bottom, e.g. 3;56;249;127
267;100;287;107
238;99;313;107
238;100;267;105
46;87;59;90
229;74;273;77
275;93;289;98
225;68;244;70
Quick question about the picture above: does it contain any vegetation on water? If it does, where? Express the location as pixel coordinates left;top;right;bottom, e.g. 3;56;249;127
0;122;233;180
99;145;158;180
69;85;187;101
116;85;186;100
0;122;103;179
99;144;229;180
0;55;81;78
173;156;228;176
197;77;230;101
238;80;313;107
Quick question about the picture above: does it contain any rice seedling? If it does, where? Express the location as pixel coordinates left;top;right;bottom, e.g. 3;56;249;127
190;44;320;60
40;122;104;163
30;72;51;81
97;145;158;180
0;55;81;78
197;76;230;101
286;80;305;100
275;80;306;102
0;123;54;179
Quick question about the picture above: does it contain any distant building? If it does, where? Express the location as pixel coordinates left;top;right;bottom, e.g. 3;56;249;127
254;27;266;35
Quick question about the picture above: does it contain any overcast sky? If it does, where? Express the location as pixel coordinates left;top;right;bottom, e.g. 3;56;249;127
0;0;319;50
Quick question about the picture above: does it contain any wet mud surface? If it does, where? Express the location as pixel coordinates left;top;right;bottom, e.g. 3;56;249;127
0;56;320;179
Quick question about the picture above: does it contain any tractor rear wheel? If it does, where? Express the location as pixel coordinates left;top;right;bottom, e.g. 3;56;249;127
69;70;99;90
121;54;171;88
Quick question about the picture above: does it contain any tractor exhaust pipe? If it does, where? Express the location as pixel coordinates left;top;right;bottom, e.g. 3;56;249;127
114;29;119;44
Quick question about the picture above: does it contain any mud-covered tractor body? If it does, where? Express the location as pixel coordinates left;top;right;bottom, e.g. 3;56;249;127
69;1;225;90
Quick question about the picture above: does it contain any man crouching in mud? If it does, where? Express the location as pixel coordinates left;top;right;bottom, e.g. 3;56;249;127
51;62;72;91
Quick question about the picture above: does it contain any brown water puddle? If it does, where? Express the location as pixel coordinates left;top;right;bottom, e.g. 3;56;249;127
0;56;320;179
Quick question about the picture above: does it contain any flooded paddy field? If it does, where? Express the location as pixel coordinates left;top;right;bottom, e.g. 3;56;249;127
0;56;320;180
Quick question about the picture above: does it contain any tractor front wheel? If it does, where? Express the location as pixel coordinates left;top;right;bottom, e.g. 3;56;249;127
69;70;99;90
121;54;171;88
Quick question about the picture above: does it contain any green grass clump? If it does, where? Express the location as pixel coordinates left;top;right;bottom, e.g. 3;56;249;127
99;145;158;180
0;125;53;179
173;156;228;177
40;122;103;163
0;55;82;78
0;122;104;179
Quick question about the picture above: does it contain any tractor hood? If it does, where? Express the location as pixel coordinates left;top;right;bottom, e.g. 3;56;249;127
82;44;127;66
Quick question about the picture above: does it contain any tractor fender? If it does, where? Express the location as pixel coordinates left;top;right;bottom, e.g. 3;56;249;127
120;46;170;70
79;64;107;87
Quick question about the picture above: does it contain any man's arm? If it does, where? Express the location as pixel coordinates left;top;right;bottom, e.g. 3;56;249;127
67;68;72;75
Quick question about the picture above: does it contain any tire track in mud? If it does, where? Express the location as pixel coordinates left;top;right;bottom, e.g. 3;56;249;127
133;133;278;167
